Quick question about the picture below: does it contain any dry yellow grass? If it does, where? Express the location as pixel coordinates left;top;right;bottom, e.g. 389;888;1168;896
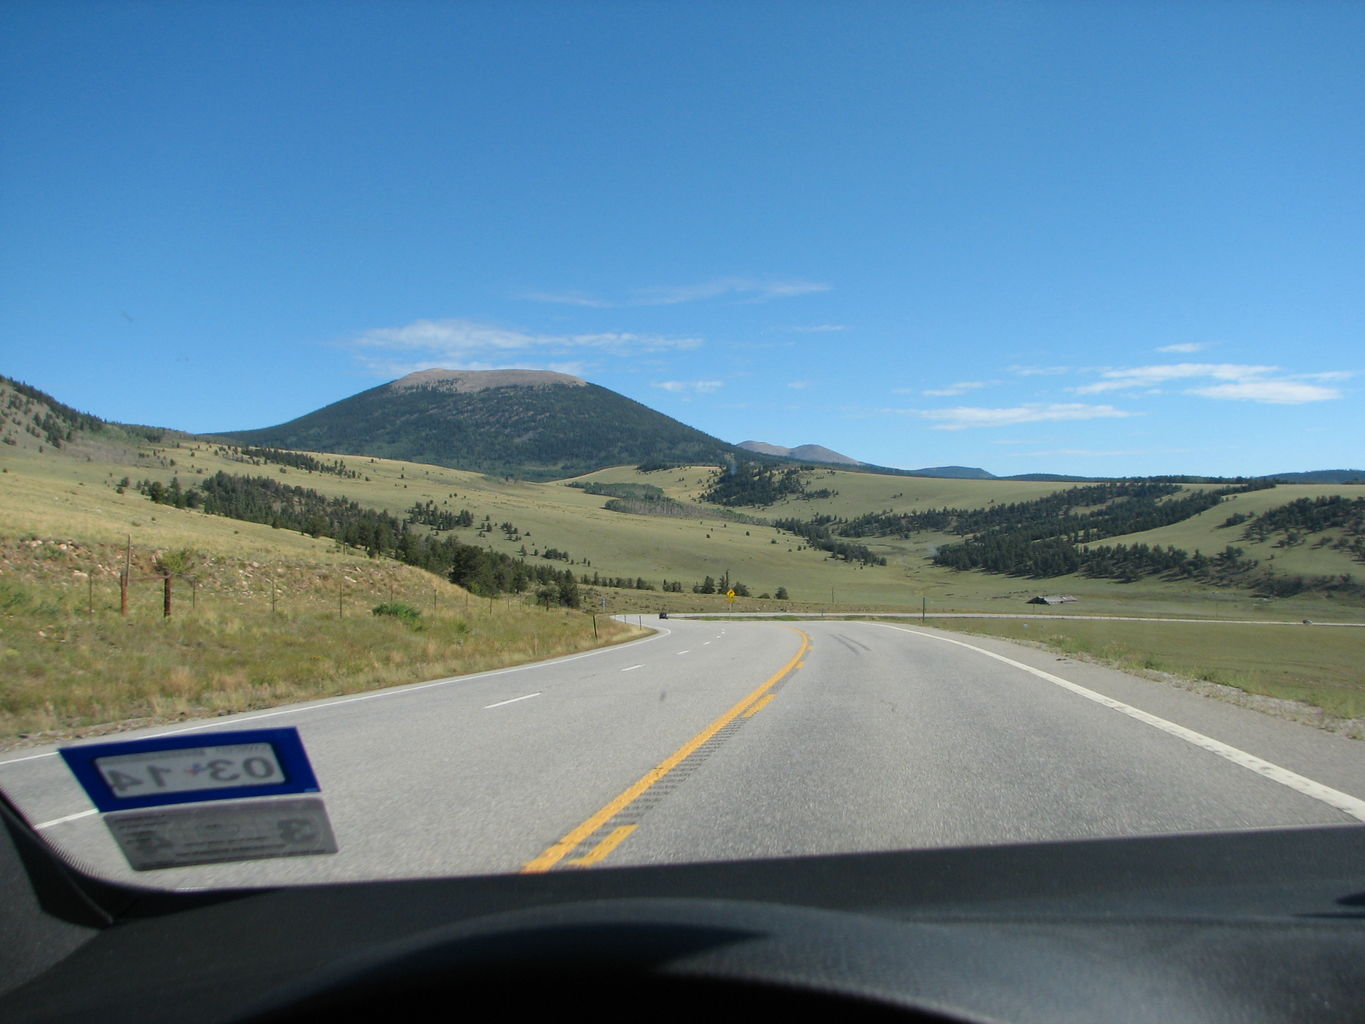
0;500;644;749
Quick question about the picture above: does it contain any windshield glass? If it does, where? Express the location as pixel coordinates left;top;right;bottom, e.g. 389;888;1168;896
1;0;1362;891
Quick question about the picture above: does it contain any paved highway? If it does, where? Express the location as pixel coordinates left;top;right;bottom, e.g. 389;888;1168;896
2;618;1362;889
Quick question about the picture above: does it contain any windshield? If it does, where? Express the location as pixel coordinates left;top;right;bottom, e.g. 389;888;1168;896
1;0;1362;892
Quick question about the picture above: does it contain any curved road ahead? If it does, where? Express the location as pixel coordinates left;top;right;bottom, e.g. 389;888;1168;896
2;618;1362;889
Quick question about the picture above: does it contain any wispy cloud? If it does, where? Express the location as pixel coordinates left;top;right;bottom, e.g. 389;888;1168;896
1075;363;1347;403
519;292;614;309
654;379;724;395
787;323;848;333
915;403;1137;430
1076;363;1277;393
349;318;703;376
1009;364;1072;377
916;380;995;397
527;277;829;308
1156;342;1210;354
1188;380;1344;403
787;380;812;390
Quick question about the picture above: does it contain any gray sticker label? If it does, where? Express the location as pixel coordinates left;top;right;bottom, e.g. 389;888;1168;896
105;797;338;870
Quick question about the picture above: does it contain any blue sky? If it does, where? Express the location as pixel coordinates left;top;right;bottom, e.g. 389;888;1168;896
2;0;1361;478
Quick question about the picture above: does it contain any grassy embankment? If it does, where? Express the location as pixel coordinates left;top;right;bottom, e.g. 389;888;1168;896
927;616;1363;731
0;451;644;748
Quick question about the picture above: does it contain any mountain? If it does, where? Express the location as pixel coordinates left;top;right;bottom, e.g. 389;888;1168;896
906;465;996;480
737;440;865;465
0;374;177;455
215;369;744;480
1261;470;1365;484
1002;472;1097;482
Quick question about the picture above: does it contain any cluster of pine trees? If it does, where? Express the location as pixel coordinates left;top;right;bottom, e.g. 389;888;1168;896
215;444;360;479
701;463;836;506
771;515;886;566
930;483;1268;579
932;534;1266;583
690;571;751;596
567;481;668;501
578;572;654;591
1240;495;1364;546
407;501;475;530
134;471;582;604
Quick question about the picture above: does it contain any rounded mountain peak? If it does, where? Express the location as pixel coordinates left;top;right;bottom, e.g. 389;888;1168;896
389;368;588;392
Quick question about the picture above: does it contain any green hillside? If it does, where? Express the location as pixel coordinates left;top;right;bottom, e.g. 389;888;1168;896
4;375;1363;734
6;374;1363;616
217;369;742;480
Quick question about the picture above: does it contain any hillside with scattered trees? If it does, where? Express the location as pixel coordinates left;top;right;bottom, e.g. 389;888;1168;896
218;370;744;480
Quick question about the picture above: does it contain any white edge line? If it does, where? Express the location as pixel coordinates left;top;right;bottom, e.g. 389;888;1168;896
877;623;1365;823
483;692;541;709
35;808;97;830
621;665;643;672
0;624;673;768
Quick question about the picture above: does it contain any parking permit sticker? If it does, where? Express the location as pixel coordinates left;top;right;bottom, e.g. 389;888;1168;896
105;797;338;871
60;728;321;811
59;728;338;870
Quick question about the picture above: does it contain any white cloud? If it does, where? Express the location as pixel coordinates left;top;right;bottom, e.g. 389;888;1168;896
1189;380;1343;403
527;277;830;308
916;403;1137;430
1074;363;1347;403
349;318;703;376
654;379;724;395
787;380;812;390
1156;342;1209;353
520;292;614;308
368;358;590;378
919;380;994;397
1009;364;1072;376
1075;363;1279;394
788;323;848;333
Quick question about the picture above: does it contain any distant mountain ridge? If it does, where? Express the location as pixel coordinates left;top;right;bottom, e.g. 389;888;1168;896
1262;469;1365;484
216;369;745;481
7;372;1362;485
737;440;865;465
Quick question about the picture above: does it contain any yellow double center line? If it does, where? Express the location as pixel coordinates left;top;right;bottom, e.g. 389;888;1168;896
521;627;811;874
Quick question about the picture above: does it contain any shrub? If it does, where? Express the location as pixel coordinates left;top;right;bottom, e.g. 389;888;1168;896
372;601;423;628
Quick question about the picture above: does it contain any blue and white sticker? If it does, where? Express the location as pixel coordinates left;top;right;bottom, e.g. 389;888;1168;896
60;728;321;812
105;797;338;871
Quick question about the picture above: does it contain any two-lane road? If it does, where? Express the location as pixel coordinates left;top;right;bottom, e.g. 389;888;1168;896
2;619;1361;888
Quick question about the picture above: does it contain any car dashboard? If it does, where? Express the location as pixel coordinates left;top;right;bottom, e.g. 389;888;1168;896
2;790;1363;1023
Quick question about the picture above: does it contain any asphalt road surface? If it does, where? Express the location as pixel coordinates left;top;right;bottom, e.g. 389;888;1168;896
2;618;1362;889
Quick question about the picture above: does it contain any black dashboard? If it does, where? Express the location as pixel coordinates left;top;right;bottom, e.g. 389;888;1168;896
3;790;1363;1023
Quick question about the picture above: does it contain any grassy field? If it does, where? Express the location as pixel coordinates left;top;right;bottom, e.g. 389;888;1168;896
0;536;644;747
6;440;1363;618
4;431;1362;738
0;448;647;748
563;466;1365;619
934;616;1364;730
